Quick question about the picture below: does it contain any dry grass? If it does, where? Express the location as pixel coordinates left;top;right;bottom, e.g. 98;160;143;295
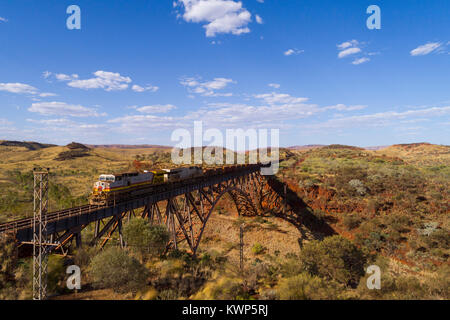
376;143;449;166
0;145;168;199
50;288;132;300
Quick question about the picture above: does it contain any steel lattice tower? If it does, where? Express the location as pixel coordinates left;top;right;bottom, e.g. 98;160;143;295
32;169;49;300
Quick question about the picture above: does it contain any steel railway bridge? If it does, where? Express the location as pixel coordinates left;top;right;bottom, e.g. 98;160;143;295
0;163;303;255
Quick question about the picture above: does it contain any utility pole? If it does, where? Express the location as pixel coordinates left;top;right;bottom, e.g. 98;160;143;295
239;224;244;272
33;168;49;300
282;173;287;215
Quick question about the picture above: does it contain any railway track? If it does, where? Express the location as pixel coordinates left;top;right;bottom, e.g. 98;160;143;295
0;163;273;235
0;204;95;234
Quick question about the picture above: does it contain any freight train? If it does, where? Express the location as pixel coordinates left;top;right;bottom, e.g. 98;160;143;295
89;166;203;205
88;164;262;206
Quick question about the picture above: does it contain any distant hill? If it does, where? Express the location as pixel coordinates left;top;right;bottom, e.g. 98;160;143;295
376;142;449;166
323;144;365;150
364;145;389;151
383;142;449;153
67;142;90;151
0;140;56;150
288;145;325;150
289;144;394;151
55;142;91;161
86;144;172;149
391;142;436;149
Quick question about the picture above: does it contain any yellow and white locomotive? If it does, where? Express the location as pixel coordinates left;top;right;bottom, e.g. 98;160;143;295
89;166;203;205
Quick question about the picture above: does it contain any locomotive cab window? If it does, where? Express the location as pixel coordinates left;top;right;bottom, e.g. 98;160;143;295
99;175;115;182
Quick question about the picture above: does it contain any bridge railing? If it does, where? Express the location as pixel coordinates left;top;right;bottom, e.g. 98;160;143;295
0;163;267;235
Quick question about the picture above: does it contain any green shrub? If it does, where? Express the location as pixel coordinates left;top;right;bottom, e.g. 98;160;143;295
276;273;339;300
357;273;428;300
279;255;303;277
47;255;66;295
363;232;385;252
348;179;367;196
73;247;97;269
0;236;18;285
299;235;367;287
342;214;362;230
251;243;265;255
89;247;149;293
123;218;170;259
191;274;247;300
158;289;179;300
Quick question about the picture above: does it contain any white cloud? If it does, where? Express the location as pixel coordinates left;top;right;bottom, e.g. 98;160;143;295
337;40;373;64
55;73;79;81
176;0;252;37
323;104;367;111
26;118;74;126
255;14;263;24
39;92;58;97
0;82;56;98
25;118;108;143
0;118;18;138
307;106;450;129
108;114;180;131
284;49;294;56
132;84;159;92
0;17;7;23
203;78;233;90
337;40;358;50
107;92;321;133
27;118;106;129
0;83;38;94
338;47;361;58
42;71;52;79
410;42;442;56
185;100;319;127
28;101;105;117
171;92;317;127
136;104;176;113
284;48;304;56
58;71;131;91
180;76;235;96
268;83;280;89
254;92;308;105
352;57;370;65
337;40;364;59
0;118;13;126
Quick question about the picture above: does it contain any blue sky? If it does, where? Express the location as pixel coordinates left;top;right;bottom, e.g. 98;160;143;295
0;0;449;147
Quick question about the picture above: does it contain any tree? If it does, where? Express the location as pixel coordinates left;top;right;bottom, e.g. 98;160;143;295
299;235;367;287
0;235;32;300
89;246;149;293
123;218;169;259
0;235;18;286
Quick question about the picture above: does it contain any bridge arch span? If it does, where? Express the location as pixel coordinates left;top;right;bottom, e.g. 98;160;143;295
191;186;259;253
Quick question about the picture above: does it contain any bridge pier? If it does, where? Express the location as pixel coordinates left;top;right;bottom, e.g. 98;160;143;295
75;231;82;248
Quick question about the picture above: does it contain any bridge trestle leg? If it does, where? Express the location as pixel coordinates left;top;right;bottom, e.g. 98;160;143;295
118;217;124;248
